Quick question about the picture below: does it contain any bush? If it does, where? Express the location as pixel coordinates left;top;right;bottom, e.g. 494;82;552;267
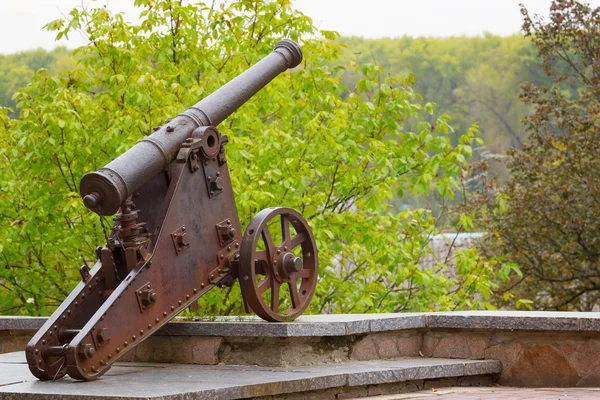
472;0;600;311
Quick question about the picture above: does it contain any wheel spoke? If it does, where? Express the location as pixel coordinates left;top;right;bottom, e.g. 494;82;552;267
255;250;269;262
292;268;312;279
291;232;306;249
270;281;280;312
289;281;301;309
261;225;275;255
257;276;272;295
281;215;291;248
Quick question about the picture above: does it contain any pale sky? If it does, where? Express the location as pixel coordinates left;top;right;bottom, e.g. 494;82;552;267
1;0;599;54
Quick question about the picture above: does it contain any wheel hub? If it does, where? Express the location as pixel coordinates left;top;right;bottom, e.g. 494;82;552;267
282;252;302;274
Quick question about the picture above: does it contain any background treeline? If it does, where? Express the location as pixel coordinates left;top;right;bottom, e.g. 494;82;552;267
0;47;76;117
1;35;573;177
339;35;576;170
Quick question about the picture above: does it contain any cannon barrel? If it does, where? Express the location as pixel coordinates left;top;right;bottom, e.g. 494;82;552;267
80;39;302;216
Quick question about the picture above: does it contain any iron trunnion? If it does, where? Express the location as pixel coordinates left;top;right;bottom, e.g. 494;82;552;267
26;39;318;381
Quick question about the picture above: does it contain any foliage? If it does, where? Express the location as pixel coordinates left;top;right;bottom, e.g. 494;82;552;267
1;35;574;172
0;0;515;316
0;47;76;117
470;0;600;311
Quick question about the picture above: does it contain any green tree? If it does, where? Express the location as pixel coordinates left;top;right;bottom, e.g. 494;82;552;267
472;0;600;311
0;47;76;116
0;0;515;316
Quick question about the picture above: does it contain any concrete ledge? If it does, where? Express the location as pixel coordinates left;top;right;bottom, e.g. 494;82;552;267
0;352;500;400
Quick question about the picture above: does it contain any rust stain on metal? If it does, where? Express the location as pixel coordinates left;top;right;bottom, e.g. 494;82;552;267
26;39;318;382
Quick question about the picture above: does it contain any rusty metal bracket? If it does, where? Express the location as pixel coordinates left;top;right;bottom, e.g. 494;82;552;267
210;240;240;285
189;149;201;173
216;218;236;247
203;159;224;198
171;225;190;255
135;282;157;313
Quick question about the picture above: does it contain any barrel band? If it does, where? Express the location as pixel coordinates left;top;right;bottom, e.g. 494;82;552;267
178;107;211;128
274;39;303;69
97;167;130;200
137;138;170;168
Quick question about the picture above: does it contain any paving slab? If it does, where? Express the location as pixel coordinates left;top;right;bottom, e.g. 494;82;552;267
4;312;600;338
0;352;500;400
364;386;600;399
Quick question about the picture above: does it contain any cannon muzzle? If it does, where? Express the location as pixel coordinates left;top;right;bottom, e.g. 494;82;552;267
80;39;302;216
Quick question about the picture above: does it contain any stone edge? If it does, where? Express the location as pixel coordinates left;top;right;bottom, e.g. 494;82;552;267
0;359;501;400
2;312;600;338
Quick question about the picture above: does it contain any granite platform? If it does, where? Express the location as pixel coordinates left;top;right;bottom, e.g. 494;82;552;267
0;352;499;400
2;311;600;389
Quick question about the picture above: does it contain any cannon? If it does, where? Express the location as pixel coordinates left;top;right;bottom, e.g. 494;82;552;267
26;39;318;381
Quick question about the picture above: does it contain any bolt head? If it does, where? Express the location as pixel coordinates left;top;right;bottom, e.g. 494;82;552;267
96;328;110;344
140;289;157;307
78;344;95;360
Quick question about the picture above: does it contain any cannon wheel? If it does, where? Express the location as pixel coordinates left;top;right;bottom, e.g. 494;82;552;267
239;207;318;322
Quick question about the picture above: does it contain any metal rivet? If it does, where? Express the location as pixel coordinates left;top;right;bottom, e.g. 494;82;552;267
148;324;152;329
132;335;136;341
140;330;144;335
155;318;159;323
163;311;167;316
178;300;182;305
124;341;128;347
186;295;190;299
116;347;121;353
108;354;112;359
193;288;197;293
201;283;205;288
171;306;175;311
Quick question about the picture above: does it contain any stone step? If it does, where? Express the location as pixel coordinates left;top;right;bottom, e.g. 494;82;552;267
0;351;499;400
